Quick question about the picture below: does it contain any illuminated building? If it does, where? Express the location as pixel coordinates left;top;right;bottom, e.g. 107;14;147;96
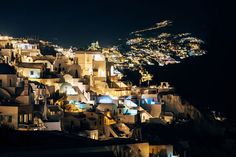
0;35;13;49
12;42;41;57
53;52;71;73
0;64;34;129
32;55;55;71
0;34;178;148
0;105;18;129
67;59;82;78
150;144;179;157
75;51;106;77
16;63;45;79
44;105;63;131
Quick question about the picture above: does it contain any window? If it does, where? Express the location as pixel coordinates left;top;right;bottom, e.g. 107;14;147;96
24;114;28;123
30;71;34;75
0;115;3;121
0;115;12;123
28;114;32;121
19;115;23;123
8;116;12;123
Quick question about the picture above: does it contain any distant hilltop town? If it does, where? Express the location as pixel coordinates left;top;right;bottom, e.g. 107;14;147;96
0;34;212;157
121;20;206;68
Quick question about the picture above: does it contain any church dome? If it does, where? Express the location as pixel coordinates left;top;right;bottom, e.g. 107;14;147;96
60;82;77;95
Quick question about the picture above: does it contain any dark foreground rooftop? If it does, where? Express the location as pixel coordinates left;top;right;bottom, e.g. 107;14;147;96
0;129;144;157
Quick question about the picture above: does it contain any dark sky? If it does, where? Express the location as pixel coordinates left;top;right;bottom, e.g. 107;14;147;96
1;0;235;117
0;0;219;47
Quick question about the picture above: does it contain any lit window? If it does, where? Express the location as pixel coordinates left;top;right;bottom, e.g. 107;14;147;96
24;114;28;123
29;114;32;121
19;115;23;123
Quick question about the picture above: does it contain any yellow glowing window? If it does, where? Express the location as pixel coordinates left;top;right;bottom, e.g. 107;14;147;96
19;115;23;123
29;114;32;121
24;114;28;123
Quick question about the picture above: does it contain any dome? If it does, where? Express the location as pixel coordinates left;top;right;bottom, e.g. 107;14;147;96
0;63;16;74
60;82;77;95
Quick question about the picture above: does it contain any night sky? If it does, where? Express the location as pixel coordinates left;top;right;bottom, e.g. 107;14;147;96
0;0;235;118
0;0;217;47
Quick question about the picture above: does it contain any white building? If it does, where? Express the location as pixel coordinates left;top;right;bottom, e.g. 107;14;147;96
13;42;41;56
0;105;18;129
17;63;45;79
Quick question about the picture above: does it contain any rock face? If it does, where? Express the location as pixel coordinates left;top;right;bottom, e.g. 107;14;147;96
161;94;202;120
161;93;226;136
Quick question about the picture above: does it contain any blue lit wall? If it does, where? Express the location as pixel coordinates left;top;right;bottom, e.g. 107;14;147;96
143;98;158;105
122;108;137;115
69;100;88;109
97;95;113;104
